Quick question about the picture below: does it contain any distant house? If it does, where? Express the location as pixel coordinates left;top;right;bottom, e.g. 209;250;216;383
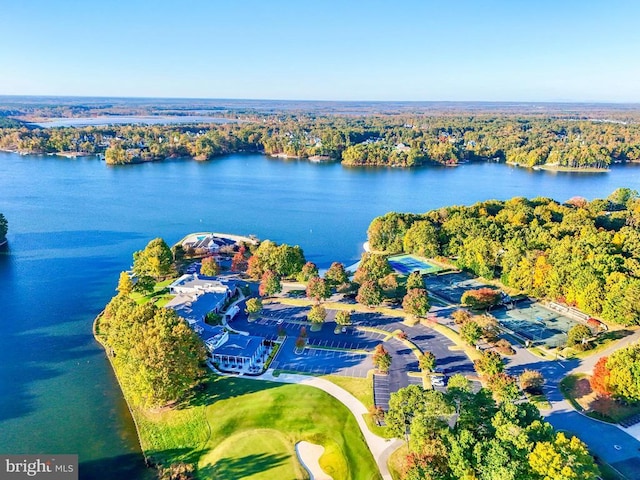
181;233;235;254
395;143;411;153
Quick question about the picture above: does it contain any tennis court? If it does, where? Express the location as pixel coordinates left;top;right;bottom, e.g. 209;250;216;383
493;300;579;348
388;254;445;275
424;271;492;304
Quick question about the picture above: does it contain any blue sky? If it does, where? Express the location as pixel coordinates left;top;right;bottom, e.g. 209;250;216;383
1;0;639;102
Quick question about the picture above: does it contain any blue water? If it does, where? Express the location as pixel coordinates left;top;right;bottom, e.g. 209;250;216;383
2;151;640;478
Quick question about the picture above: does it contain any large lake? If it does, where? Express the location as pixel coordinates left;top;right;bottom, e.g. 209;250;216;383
2;151;640;478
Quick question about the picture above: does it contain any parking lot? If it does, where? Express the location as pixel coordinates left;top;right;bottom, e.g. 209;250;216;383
271;337;373;377
230;301;476;404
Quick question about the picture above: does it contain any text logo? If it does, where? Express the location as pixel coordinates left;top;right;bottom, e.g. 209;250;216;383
1;455;77;480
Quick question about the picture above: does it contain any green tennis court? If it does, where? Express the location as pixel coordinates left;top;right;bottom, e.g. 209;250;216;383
388;254;445;275
493;300;579;348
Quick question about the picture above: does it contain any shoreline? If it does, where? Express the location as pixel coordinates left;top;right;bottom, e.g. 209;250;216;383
92;313;149;467
1;148;629;172
506;160;610;173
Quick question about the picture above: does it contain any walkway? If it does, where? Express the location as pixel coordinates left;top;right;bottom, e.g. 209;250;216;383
239;369;402;480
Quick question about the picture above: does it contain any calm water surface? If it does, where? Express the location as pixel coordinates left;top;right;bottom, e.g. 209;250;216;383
2;151;640;478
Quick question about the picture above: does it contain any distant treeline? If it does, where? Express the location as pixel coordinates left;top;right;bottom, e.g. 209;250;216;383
0;213;7;243
367;188;640;325
1;114;640;168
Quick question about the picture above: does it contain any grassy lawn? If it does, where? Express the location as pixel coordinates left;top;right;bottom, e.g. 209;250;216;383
559;373;640;423
387;443;409;480
133;375;381;480
561;328;636;359
323;373;394;439
130;278;176;306
526;392;552;411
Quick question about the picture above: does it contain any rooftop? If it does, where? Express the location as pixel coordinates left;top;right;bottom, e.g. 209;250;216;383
165;291;227;323
212;334;264;358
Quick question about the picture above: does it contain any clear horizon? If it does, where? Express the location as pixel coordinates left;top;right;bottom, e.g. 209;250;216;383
2;0;640;102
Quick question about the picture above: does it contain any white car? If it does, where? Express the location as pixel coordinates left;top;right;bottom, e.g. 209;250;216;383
431;376;445;387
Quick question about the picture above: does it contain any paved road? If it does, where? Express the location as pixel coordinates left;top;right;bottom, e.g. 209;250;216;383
504;328;640;478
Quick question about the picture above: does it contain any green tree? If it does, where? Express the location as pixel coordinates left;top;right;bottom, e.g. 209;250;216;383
354;253;392;284
297;261;319;283
487;373;520;403
529;433;599;480
120;308;206;408
403;220;440;258
406;271;424;291
247;240;306;279
325;261;349;286
335;310;352;326
474;350;505;377
373;344;392;373
356;280;384;307
566;324;592;349
402;288;431;318
419;351;436;373
272;244;306;278
245;297;263;317
307;304;327;324
306;276;331;302
447;374;472;393
385;385;451;441
367;212;416;253
133;238;174;280
200;256;220;277
116;271;134;295
134;275;155;294
259;270;281;297
101;299;206;408
606;344;640;401
105;141;129;165
460;321;483;346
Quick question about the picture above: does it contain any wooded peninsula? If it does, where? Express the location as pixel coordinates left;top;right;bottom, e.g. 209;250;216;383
1;99;640;169
367;188;640;326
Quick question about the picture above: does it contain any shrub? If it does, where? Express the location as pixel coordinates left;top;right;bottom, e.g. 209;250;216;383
520;369;545;394
461;288;501;310
495;339;515;355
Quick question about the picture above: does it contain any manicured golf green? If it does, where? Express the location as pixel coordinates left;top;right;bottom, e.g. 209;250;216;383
134;375;381;480
199;430;307;480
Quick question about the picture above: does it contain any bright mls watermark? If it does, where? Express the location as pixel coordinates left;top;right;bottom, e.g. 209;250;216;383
1;455;77;480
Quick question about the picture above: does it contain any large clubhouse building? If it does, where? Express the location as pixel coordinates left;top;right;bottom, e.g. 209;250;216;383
165;272;269;373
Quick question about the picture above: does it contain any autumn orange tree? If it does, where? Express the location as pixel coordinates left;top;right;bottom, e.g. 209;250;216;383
589;356;611;396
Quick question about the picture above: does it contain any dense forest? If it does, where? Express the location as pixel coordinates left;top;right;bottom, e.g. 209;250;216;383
387;383;599;480
1;111;640;169
367;188;640;325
